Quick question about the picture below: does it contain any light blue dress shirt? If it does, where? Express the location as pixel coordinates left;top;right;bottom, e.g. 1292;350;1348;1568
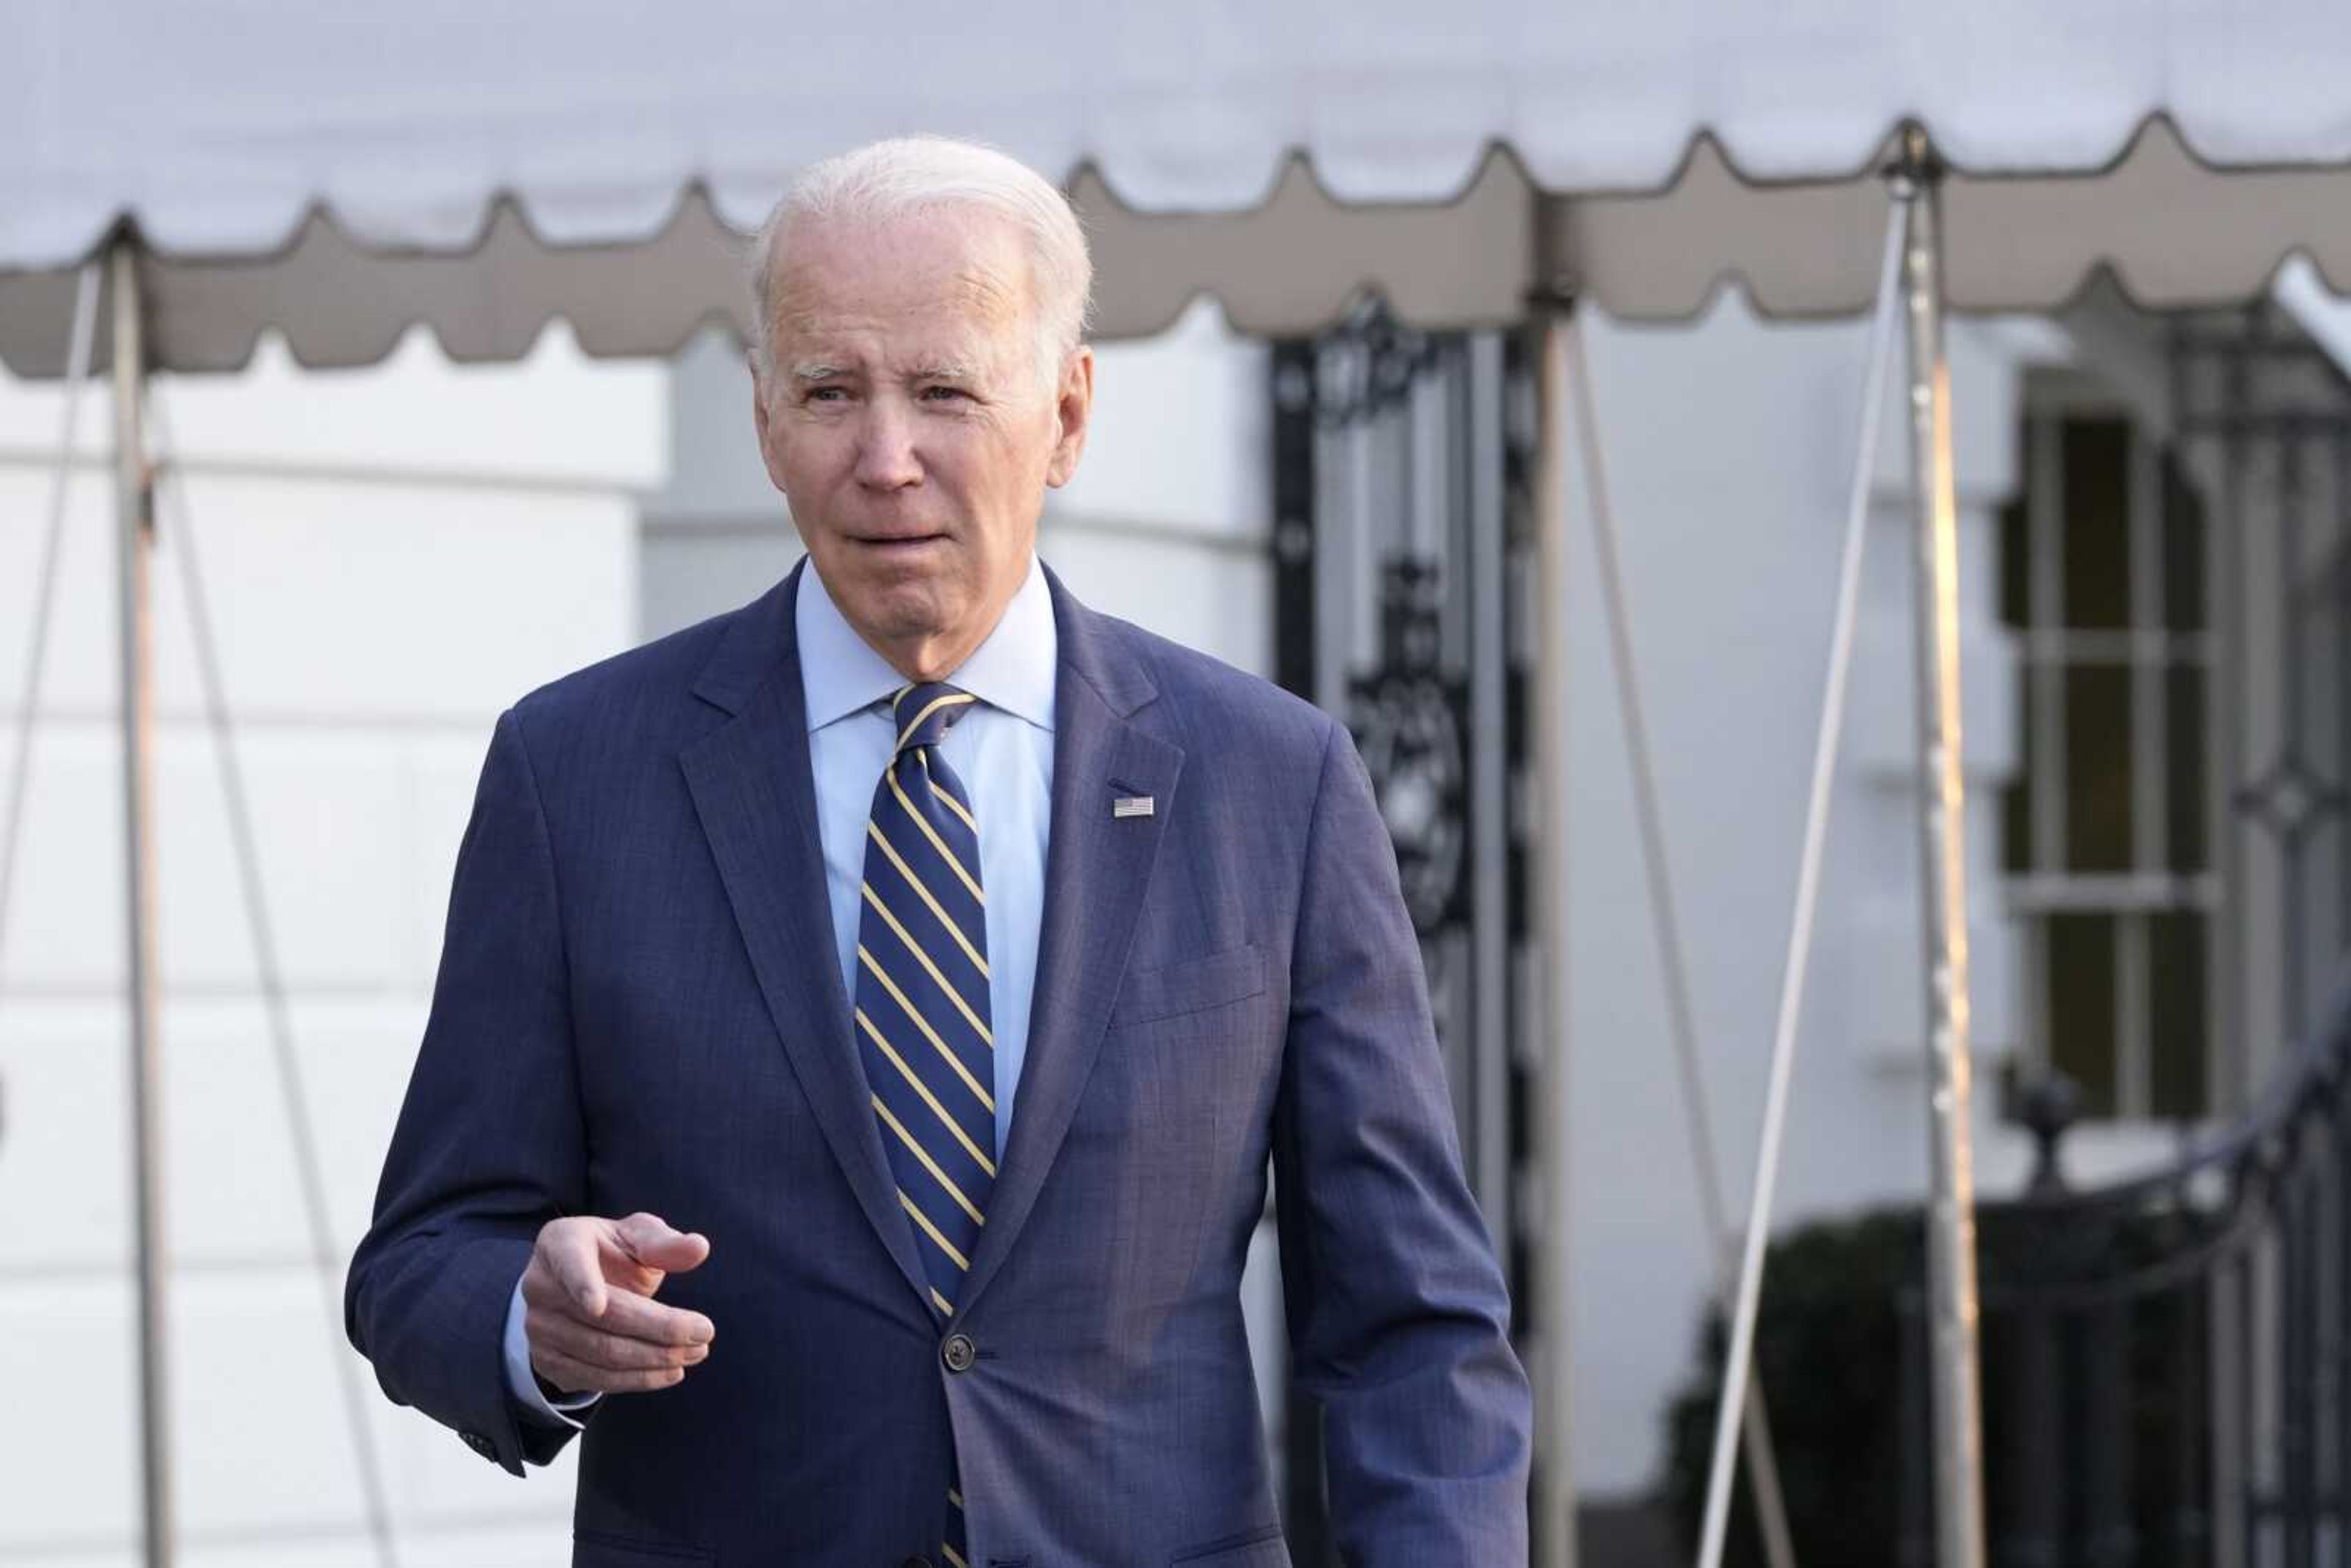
504;554;1059;1423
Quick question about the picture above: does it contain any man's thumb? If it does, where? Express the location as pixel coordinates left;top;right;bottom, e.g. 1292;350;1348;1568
614;1212;710;1273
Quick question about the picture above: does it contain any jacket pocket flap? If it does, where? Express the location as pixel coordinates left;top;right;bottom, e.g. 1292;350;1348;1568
1169;1522;1289;1566
1111;943;1267;1026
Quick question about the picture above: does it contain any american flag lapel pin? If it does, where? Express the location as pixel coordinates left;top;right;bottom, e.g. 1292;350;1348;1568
1112;794;1155;820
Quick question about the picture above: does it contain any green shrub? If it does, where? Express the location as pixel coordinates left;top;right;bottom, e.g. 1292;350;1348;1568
1662;1201;2210;1566
1662;1209;1921;1568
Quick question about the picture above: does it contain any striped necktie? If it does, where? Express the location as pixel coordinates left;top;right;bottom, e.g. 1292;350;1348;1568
852;681;993;1568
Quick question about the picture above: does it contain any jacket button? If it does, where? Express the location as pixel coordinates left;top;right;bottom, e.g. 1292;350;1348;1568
941;1333;976;1373
460;1430;493;1457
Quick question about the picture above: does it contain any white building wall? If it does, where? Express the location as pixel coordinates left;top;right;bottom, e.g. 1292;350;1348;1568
0;328;661;1566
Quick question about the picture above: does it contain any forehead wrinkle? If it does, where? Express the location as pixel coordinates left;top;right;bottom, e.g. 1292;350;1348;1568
947;258;1026;324
774;289;1014;355
765;223;1040;387
769;244;1024;324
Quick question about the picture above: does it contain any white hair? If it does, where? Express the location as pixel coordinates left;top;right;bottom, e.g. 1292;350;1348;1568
746;135;1093;395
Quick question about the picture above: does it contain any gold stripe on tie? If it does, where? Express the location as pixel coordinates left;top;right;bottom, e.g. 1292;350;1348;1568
859;946;997;1100
853;1007;998;1176
872;1095;987;1226
896;691;977;751
860;884;994;1046
887;768;986;904
899;1188;972;1271
932;1285;956;1316
942;1546;969;1568
923;754;980;833
948;1489;964;1510
865;822;989;977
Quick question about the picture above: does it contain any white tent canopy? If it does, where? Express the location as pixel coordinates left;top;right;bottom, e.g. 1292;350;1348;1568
9;2;2351;372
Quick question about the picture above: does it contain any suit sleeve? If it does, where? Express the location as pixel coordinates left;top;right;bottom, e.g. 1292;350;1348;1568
344;707;591;1476
1272;718;1533;1562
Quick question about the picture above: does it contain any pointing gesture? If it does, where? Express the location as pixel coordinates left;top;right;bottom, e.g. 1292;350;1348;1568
522;1212;714;1397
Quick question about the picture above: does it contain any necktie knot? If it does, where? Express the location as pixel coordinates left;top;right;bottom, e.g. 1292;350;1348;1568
891;682;977;754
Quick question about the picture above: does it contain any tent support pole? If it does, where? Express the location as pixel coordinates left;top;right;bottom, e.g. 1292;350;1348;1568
110;233;173;1568
1527;279;1578;1568
1889;127;1989;1568
1690;191;1906;1568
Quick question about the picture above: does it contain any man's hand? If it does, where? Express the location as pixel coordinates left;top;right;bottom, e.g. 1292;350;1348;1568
522;1212;714;1396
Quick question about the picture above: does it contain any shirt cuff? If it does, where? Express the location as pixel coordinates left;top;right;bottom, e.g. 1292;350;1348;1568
503;1275;599;1428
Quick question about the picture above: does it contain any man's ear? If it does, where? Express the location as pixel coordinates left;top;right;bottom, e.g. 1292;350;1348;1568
1044;345;1095;489
750;371;790;495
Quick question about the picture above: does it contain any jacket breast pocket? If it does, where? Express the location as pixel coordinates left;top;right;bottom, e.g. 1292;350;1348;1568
1111;943;1267;1027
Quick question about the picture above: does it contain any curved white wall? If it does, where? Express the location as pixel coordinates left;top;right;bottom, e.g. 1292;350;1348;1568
0;326;659;1567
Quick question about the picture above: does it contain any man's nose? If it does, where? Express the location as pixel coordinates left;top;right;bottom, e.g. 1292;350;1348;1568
853;402;923;490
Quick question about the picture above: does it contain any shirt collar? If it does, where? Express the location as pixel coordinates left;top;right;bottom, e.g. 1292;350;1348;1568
796;553;1057;734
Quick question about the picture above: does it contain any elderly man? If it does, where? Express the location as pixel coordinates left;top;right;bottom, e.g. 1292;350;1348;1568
346;137;1529;1567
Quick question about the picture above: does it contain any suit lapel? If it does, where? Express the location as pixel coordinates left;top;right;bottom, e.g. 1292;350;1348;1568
959;572;1182;1313
678;564;930;1308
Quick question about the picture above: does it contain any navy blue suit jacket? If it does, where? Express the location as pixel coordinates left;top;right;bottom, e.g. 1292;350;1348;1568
346;561;1530;1567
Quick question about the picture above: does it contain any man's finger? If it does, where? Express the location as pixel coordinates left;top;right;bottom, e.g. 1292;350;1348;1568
544;1224;610;1317
529;1309;711;1373
518;1258;576;1313
532;1345;688;1396
613;1212;711;1275
589;1284;716;1347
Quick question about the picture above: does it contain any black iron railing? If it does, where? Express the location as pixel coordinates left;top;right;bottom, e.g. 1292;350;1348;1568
1897;973;2351;1567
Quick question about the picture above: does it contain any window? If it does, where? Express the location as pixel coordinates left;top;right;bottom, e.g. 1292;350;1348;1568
1998;405;2214;1120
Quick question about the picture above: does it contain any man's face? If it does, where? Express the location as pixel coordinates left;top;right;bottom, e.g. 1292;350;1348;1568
752;208;1093;677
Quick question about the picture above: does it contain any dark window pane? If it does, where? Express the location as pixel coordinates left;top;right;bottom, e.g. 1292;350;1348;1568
2162;451;2207;634
2062;418;2132;631
2004;661;2035;874
2148;911;2208;1119
2066;662;2135;872
2167;664;2207;874
2047;912;2118;1117
1999;474;2031;629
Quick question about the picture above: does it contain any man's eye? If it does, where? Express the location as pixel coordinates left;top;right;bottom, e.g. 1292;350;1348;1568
805;386;846;403
921;385;969;402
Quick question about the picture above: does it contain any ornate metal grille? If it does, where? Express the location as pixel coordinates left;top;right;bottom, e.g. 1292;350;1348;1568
2176;302;2351;1111
1268;298;1536;1560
